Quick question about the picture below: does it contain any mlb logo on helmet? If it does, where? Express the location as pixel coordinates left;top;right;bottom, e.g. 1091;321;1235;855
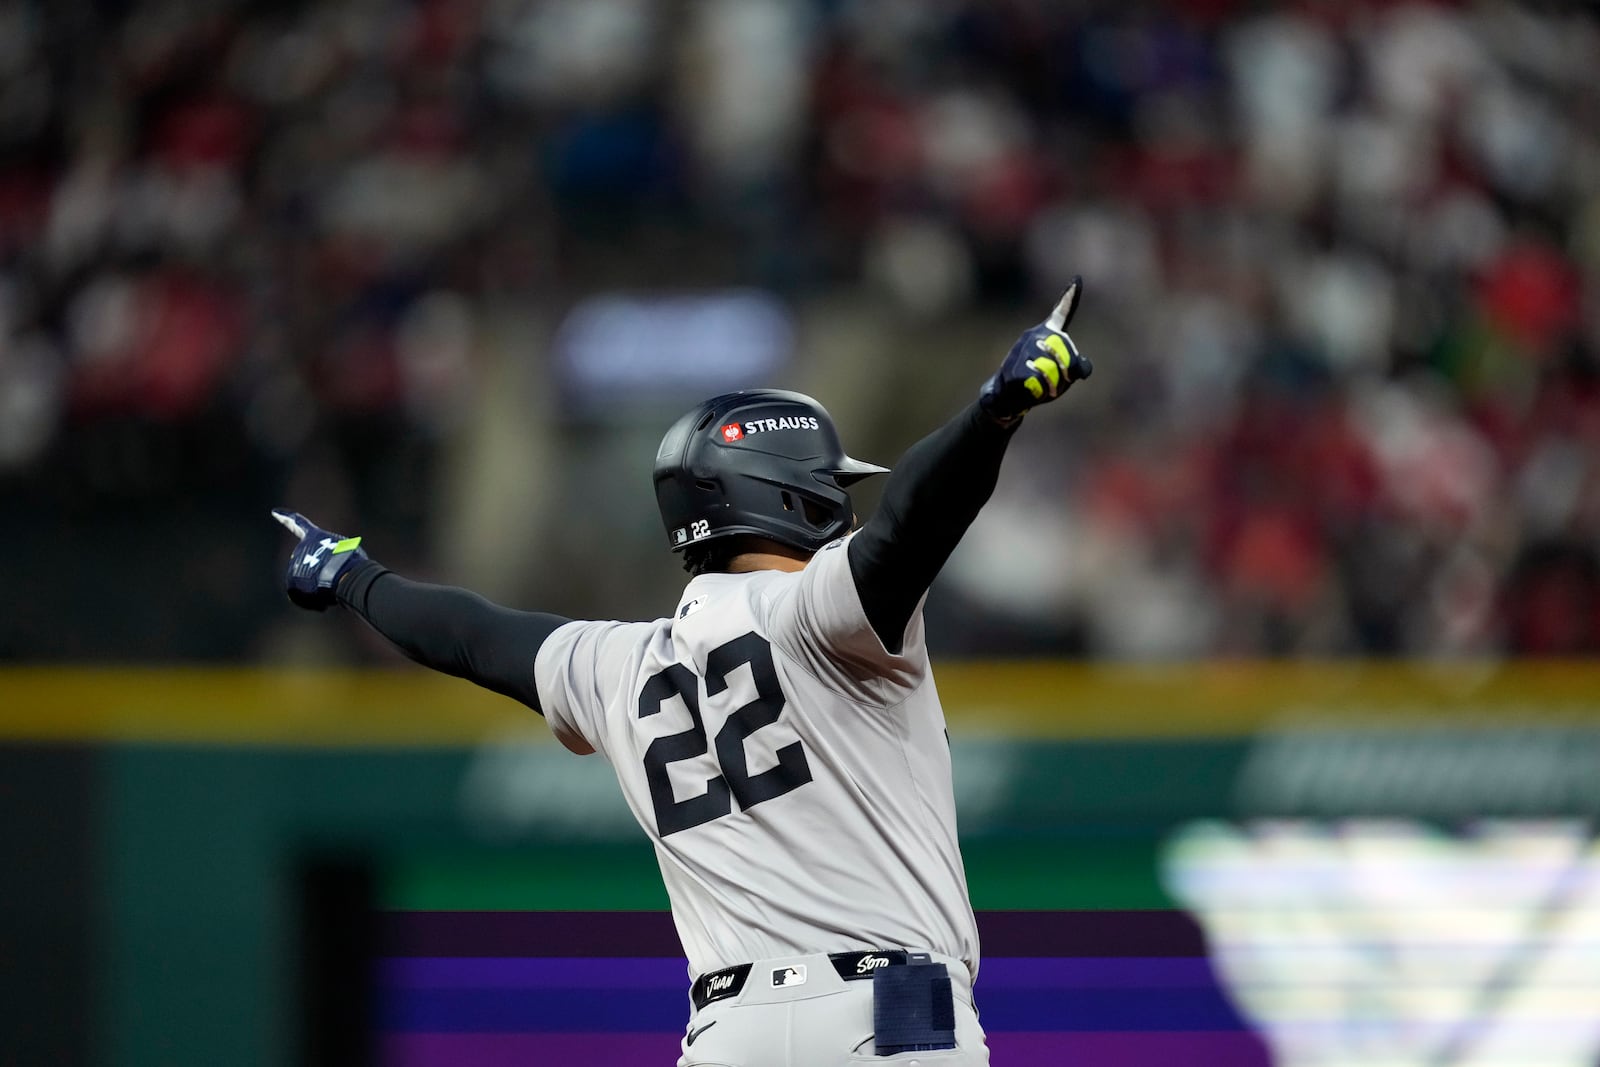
720;423;743;442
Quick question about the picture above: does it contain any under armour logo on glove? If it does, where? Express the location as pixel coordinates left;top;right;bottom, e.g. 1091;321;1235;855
979;277;1093;421
271;508;367;612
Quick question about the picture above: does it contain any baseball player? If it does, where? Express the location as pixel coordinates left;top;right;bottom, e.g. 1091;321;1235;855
273;281;1092;1064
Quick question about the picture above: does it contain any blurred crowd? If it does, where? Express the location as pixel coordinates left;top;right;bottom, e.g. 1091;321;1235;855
2;0;1598;660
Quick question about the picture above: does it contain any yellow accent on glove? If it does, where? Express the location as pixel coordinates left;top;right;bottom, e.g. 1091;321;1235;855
1028;355;1062;391
1026;334;1076;397
1039;333;1072;364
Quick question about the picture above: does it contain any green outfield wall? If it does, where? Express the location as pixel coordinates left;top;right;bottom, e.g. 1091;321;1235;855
2;663;1597;1067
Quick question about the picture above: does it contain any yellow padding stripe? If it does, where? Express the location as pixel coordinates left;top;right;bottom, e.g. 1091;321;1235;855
933;660;1600;738
0;668;534;745
0;662;1597;744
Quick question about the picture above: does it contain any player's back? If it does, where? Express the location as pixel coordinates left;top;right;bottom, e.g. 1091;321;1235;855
534;535;980;979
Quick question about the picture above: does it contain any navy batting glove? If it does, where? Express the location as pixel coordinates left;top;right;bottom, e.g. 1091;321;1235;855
979;277;1093;422
271;508;368;612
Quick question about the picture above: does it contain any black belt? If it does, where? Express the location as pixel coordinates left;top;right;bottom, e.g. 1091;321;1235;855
691;951;914;1010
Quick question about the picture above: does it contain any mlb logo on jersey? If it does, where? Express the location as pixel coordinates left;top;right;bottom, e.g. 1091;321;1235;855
771;964;807;988
720;423;744;442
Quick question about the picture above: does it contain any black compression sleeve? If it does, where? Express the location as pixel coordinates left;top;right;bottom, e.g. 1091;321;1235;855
336;559;570;713
847;401;1020;652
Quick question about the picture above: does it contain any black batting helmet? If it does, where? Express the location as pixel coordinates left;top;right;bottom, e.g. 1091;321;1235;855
654;390;889;556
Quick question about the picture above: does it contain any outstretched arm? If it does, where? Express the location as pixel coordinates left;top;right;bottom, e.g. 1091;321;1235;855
847;280;1093;651
271;510;568;712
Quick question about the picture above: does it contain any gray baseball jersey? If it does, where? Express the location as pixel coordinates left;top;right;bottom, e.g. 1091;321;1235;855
534;532;981;980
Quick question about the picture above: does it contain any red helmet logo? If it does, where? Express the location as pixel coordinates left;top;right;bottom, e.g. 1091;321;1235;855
720;423;744;442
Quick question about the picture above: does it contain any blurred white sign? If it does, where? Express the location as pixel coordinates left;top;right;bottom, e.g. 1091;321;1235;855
1235;718;1600;819
1164;820;1600;1067
553;290;794;417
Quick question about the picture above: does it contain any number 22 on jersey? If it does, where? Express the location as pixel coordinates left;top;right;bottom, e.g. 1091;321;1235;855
637;632;813;836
